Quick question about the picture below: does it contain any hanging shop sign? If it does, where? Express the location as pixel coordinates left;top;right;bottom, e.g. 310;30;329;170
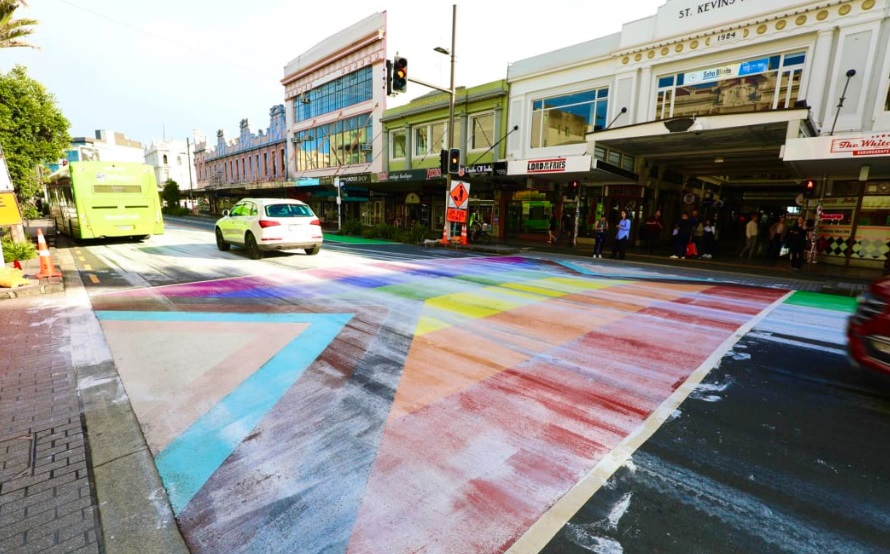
508;156;591;176
830;134;890;157
0;192;23;226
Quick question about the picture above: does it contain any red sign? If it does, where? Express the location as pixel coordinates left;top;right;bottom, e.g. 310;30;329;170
446;208;467;223
820;213;844;221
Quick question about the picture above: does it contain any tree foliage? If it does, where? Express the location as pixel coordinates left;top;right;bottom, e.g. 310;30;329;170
161;179;182;207
0;65;70;207
0;1;37;50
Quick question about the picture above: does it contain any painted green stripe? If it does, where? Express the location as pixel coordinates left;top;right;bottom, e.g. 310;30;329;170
324;234;392;245
784;290;858;312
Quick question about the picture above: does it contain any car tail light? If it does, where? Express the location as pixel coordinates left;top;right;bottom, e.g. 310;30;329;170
258;219;281;228
309;219;321;226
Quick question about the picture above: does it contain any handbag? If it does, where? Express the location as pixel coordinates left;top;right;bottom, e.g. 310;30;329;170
686;241;698;257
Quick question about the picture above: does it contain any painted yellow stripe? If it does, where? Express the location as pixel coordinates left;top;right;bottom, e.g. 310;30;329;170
83;264;92;271
88;274;100;284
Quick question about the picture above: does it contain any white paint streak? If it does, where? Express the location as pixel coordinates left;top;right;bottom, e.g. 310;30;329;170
607;492;632;530
507;290;796;554
746;331;846;356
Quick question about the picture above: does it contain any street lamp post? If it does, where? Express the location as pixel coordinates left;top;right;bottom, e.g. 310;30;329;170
436;4;457;243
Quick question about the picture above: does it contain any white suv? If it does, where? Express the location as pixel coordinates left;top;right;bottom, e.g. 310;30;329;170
215;198;323;259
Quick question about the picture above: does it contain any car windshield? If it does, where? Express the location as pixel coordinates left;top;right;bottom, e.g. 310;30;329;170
265;204;313;218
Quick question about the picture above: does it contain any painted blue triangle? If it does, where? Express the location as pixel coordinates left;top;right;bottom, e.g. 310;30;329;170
95;311;353;515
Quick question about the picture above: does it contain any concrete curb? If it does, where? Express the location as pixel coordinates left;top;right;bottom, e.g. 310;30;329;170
59;247;190;553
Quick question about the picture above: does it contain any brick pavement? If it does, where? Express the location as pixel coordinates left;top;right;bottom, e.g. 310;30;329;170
0;290;101;552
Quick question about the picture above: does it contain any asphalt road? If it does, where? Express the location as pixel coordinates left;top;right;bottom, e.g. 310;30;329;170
68;221;890;553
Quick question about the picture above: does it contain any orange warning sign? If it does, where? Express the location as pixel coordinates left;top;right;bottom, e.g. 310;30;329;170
449;182;469;209
446;208;467;223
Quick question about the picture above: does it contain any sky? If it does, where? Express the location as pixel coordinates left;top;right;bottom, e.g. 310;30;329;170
2;0;666;146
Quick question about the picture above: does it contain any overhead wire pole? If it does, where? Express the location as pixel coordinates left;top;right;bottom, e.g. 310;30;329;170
442;4;457;243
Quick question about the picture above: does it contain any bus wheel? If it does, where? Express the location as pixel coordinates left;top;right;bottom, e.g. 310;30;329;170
245;233;263;259
215;228;230;251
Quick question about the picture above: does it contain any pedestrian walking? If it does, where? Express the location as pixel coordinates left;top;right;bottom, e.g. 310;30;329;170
670;212;692;259
787;215;808;271
691;218;704;259
547;212;557;244
593;215;608;258
767;214;787;262
610;210;631;260
644;210;664;254
739;213;759;258
701;219;716;259
561;210;574;244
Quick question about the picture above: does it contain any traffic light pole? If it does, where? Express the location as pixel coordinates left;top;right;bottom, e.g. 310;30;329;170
443;4;457;243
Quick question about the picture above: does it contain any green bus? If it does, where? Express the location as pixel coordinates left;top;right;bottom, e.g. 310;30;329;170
46;161;164;240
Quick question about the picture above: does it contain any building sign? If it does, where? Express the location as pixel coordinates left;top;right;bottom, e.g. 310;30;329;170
684;57;769;85
377;169;444;183
820;213;844;221
294;177;320;187
508;155;592;176
0;192;23;226
465;162;508;176
831;134;890;157
527;158;566;173
320;173;371;185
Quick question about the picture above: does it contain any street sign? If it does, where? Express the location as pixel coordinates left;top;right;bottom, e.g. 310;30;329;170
446;208;467;223
0;142;13;192
820;212;844;221
447;180;471;210
0;191;23;226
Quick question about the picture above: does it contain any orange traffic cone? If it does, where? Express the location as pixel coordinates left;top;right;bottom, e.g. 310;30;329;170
35;229;62;279
460;223;468;245
439;221;449;245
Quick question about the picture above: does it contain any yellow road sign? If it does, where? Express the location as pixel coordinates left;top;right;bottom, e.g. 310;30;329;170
0;192;24;226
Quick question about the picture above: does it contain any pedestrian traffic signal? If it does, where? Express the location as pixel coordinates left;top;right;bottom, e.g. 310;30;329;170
385;59;393;96
392;56;408;93
439;149;449;173
448;148;460;174
570;181;579;194
804;179;816;197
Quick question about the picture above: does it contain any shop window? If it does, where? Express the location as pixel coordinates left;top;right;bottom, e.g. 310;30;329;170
413;121;447;156
530;87;609;148
391;129;407;159
294;66;373;123
655;50;806;119
470;113;494;151
294;113;373;170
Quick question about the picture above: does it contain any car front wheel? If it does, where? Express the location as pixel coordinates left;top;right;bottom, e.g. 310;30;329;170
305;247;319;256
215;228;230;251
245;233;263;259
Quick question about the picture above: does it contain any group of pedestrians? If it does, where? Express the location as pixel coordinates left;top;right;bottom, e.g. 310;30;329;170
668;209;716;260
591;211;630;259
741;213;810;271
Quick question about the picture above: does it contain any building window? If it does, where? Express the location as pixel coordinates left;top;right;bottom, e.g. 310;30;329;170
163;154;168;165
470;113;495;151
530;87;609;148
413;121;447;157
294;66;373;122
656;50;807;120
391;129;407;159
885;71;890;111
293;113;373;170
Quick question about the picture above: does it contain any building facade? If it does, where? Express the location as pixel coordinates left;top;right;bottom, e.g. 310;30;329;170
144;139;197;199
380;80;512;236
507;0;890;267
193;105;288;215
281;12;388;226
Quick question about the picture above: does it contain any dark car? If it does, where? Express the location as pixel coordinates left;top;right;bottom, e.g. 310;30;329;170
848;276;890;383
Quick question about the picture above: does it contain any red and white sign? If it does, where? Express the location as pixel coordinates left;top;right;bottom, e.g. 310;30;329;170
830;134;890;157
446;208;467;223
508;155;592;176
820;212;844;221
447;180;471;210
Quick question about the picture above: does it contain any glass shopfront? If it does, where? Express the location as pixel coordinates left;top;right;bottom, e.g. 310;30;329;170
530;87;609;148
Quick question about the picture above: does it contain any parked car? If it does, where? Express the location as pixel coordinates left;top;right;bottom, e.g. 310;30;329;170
215;198;323;259
847;275;890;383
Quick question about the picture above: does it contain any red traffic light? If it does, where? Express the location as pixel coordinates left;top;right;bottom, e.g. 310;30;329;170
804;179;816;197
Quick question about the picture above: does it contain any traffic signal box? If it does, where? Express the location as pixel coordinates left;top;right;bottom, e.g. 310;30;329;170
448;148;461;174
439;149;449;173
392;57;408;93
804;179;816;198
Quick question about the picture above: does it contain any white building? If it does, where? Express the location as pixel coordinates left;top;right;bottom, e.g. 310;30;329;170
144;138;198;195
505;0;890;268
67;130;144;164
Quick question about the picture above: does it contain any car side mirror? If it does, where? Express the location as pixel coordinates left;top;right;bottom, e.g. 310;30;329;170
222;209;230;216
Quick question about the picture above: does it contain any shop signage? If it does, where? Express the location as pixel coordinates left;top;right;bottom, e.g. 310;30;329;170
509;156;591;176
606;186;644;199
527;158;567;173
820;213;844;221
830;134;890;157
377;168;445;183
465;162;508;176
685;57;769;85
320;173;371;185
294;177;320;187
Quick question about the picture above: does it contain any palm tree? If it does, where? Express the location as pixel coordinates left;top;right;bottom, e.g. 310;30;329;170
0;1;37;50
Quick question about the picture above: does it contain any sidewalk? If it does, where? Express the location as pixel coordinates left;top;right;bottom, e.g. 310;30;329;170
0;245;187;553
